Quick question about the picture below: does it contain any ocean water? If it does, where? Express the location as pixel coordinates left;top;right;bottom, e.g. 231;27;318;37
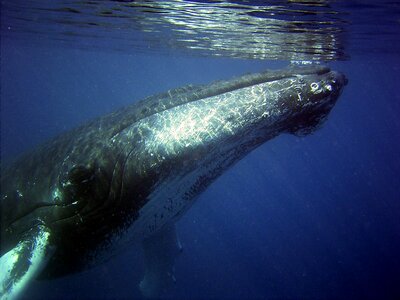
1;1;400;299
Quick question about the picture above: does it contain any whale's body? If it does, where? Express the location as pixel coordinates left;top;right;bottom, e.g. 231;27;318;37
0;66;346;299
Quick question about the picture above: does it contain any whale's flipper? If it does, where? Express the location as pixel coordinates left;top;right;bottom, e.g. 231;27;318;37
0;225;52;300
139;224;183;298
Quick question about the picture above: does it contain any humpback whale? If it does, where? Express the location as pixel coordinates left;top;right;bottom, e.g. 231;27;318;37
0;65;346;299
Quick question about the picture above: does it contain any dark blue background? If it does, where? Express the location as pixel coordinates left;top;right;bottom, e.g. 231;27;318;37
1;43;400;299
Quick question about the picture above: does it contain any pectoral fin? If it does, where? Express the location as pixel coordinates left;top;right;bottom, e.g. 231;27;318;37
0;225;52;300
139;224;183;298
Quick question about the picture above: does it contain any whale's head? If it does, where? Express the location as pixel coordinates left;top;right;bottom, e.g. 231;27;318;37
273;67;347;136
113;65;347;239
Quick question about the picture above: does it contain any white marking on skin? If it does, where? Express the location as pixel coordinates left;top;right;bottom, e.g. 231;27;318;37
52;188;61;200
144;84;274;159
310;82;319;92
297;93;302;102
0;227;50;300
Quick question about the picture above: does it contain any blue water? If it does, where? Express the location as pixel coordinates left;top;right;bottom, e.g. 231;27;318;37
2;3;400;299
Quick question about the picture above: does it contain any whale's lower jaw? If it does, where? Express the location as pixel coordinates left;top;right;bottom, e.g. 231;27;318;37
98;127;270;263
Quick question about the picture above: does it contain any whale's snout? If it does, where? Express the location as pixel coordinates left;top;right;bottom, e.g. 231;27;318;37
330;71;348;91
284;69;346;136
